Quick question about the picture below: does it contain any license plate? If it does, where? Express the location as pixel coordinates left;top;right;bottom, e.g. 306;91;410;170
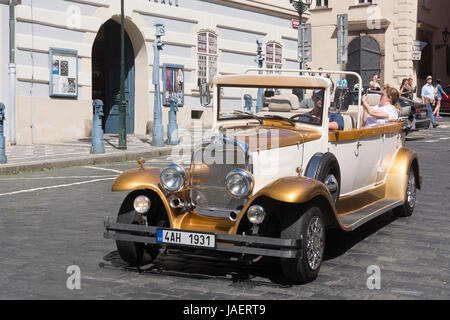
156;229;216;249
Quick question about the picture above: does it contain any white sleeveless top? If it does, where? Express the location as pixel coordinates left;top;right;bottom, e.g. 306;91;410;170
365;104;399;127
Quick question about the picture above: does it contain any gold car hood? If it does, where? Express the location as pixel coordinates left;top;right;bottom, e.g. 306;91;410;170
223;124;322;152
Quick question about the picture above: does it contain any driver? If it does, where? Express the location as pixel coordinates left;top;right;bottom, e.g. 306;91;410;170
298;90;344;130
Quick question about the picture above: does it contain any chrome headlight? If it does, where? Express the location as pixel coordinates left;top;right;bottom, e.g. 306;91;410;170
160;164;187;192
225;169;253;199
134;195;151;214
247;205;266;225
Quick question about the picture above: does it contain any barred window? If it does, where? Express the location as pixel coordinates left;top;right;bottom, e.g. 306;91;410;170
198;31;218;85
266;42;283;73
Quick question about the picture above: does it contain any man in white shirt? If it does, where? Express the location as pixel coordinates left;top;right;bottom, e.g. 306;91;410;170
421;75;438;128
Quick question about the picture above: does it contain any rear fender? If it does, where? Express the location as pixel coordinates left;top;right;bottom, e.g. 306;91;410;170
386;147;421;202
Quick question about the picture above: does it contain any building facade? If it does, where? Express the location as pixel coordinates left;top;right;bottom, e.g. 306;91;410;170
0;0;449;145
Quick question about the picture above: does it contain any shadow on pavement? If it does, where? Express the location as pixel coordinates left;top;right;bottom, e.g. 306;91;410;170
100;211;398;287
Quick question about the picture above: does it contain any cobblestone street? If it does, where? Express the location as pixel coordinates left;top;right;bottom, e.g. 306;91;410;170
0;124;449;300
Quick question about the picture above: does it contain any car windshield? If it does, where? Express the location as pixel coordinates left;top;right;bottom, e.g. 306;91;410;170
217;85;325;127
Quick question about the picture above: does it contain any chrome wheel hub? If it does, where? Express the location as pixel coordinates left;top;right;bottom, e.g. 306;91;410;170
407;171;416;208
325;174;339;202
306;216;325;271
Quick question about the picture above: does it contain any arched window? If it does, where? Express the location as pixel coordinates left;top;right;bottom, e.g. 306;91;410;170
197;31;218;85
266;42;283;72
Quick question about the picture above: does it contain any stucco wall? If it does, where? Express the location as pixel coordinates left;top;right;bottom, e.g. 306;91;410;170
11;0;301;144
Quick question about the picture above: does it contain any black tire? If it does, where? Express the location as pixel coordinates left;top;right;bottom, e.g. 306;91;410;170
280;206;325;284
116;210;160;267
307;153;341;204
393;167;416;217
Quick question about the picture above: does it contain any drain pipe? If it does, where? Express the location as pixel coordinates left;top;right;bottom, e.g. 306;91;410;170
8;0;16;145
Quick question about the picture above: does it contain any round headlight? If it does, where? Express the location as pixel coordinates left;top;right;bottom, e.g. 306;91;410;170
247;205;266;225
160;164;187;192
134;195;151;214
225;169;253;199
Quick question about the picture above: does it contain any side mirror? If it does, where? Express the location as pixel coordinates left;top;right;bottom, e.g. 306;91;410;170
199;82;211;107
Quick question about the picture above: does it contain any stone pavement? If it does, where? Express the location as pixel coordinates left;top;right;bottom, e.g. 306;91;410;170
0;133;200;175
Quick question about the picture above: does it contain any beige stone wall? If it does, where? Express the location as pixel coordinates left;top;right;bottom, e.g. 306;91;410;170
392;0;418;87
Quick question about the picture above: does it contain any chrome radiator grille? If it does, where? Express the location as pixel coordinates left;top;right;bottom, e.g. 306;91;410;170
189;136;251;218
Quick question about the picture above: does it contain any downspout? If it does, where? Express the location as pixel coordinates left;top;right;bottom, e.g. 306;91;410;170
8;0;16;145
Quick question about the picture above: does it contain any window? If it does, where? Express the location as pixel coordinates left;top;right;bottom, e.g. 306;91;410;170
266;42;283;72
422;0;430;9
197;31;218;85
316;0;328;7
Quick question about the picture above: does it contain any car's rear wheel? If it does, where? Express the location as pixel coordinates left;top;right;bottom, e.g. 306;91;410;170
393;167;416;217
280;205;325;283
116;209;160;267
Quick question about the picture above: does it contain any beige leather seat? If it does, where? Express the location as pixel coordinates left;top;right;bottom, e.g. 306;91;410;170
267;93;300;112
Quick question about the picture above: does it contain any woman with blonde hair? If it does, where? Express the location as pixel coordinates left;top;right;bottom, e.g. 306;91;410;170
362;85;401;127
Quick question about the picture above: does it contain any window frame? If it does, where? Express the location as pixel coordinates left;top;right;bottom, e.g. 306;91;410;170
197;31;218;85
265;42;283;72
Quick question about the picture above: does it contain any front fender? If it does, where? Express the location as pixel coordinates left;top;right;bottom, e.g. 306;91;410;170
112;167;163;192
231;176;346;232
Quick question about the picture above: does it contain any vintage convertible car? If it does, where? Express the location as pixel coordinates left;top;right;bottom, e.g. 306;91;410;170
104;70;421;283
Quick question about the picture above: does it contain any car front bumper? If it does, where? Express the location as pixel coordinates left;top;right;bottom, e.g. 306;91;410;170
412;118;431;130
104;218;302;259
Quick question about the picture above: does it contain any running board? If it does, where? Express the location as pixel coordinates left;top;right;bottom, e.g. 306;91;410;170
339;199;403;231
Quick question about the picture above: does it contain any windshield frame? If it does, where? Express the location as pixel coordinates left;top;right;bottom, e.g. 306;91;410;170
216;84;327;127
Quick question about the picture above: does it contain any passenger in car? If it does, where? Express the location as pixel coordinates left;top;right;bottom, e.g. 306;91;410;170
298;90;344;130
362;85;400;127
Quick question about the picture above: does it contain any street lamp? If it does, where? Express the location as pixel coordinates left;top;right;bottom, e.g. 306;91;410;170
435;27;449;50
290;0;311;71
442;27;449;45
118;0;127;149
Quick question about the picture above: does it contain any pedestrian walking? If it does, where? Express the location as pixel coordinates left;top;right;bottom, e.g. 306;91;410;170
326;72;335;95
403;77;417;100
399;78;409;98
421;75;439;128
336;74;348;89
369;74;381;91
433;79;448;118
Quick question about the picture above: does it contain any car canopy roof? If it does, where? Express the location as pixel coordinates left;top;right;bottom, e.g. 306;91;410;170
213;74;330;89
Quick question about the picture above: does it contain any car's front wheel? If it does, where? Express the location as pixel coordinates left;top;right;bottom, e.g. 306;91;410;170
280;205;325;283
116;209;160;267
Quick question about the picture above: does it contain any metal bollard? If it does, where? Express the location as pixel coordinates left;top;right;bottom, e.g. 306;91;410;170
91;99;105;154
244;94;253;112
167;96;179;145
255;39;265;113
0;103;7;163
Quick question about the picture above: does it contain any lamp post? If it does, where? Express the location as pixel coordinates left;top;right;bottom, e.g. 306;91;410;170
255;39;264;113
118;0;127;149
152;22;166;147
290;0;311;72
435;27;449;50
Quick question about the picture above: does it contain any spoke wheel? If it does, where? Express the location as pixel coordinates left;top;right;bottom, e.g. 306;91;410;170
393;166;417;217
280;206;325;283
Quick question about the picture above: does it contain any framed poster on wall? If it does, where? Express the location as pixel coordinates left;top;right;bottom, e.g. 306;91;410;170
162;64;184;106
49;48;78;98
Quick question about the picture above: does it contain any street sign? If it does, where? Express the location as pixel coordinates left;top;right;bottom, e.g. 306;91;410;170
298;23;312;63
337;14;348;66
412;40;427;61
292;19;300;29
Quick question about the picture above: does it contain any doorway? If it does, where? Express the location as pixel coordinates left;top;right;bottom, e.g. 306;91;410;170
346;36;381;90
92;20;135;134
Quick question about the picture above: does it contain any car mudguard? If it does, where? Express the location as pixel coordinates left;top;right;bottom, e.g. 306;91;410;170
230;176;348;233
385;147;421;202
